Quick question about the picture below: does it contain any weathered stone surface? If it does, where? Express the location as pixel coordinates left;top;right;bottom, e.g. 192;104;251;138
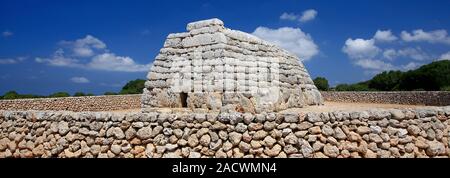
239;142;251;152
308;126;321;134
111;144;121;155
136;127;152;140
234;123;247;133
300;141;314;158
106;127;125;139
306;113;321;123
322;125;334;136
264;144;282;157
187;135;199;147
58;122;69;135
228;132;242;146
263;136;277;148
199;134;211;147
253;130;268;140
189;151;201;158
426;140;446;156
323;144;339;158
356;126;371;135
390;109;405;120
284;113;299;123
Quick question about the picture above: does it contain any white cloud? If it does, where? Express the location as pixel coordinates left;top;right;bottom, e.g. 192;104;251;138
60;35;107;57
381;47;430;61
341;37;422;72
342;38;380;59
374;30;397;42
401;29;450;44
354;59;395;71
0;56;26;64
252;27;319;61
383;49;397;60
0;58;17;64
341;37;431;72
400;62;422;71
396;47;430;61
70;77;90;84
87;53;150;72
299;9;318;22
279;9;317;23
36;35;150;72
440;51;450;60
280;12;298;21
35;49;81;67
2;31;13;37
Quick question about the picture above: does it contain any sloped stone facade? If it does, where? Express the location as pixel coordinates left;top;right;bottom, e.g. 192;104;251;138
142;18;323;113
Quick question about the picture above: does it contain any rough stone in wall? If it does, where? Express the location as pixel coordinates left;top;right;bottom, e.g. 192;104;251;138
0;106;449;158
142;18;323;114
0;94;141;112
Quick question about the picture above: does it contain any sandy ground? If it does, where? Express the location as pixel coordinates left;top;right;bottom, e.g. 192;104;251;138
283;101;425;113
110;101;427;113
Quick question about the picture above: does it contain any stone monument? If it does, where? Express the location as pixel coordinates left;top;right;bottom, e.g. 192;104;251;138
142;18;323;113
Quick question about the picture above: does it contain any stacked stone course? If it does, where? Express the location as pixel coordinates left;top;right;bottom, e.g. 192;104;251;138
1;107;449;158
322;91;450;106
0;95;141;112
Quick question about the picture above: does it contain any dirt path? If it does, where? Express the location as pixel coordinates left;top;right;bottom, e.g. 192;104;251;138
288;101;425;113
109;101;428;113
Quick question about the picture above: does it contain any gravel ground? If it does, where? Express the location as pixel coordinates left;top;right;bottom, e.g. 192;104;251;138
288;101;425;113
110;101;427;113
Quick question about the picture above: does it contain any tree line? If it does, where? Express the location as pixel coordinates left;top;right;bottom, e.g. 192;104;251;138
313;60;450;91
0;79;146;100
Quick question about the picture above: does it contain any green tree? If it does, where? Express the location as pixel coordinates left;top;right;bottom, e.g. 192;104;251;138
49;92;70;98
86;93;95;96
335;82;371;91
120;79;145;94
73;92;86;97
20;94;43;99
369;71;403;91
399;60;450;91
441;86;450;91
3;91;19;99
313;77;329;91
104;92;118;95
335;84;350;91
335;60;449;91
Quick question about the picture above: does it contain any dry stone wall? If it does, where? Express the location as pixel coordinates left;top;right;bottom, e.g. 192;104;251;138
322;91;450;106
1;106;449;158
0;95;141;112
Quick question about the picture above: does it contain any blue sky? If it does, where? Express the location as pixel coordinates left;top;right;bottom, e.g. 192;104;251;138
1;0;450;95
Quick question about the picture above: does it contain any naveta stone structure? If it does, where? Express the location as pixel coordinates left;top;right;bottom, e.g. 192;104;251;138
142;18;323;113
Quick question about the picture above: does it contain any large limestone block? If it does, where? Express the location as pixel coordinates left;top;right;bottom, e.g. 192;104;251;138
182;33;228;47
187;18;224;31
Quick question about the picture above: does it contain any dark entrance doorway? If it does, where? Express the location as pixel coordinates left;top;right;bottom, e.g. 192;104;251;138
180;92;188;108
